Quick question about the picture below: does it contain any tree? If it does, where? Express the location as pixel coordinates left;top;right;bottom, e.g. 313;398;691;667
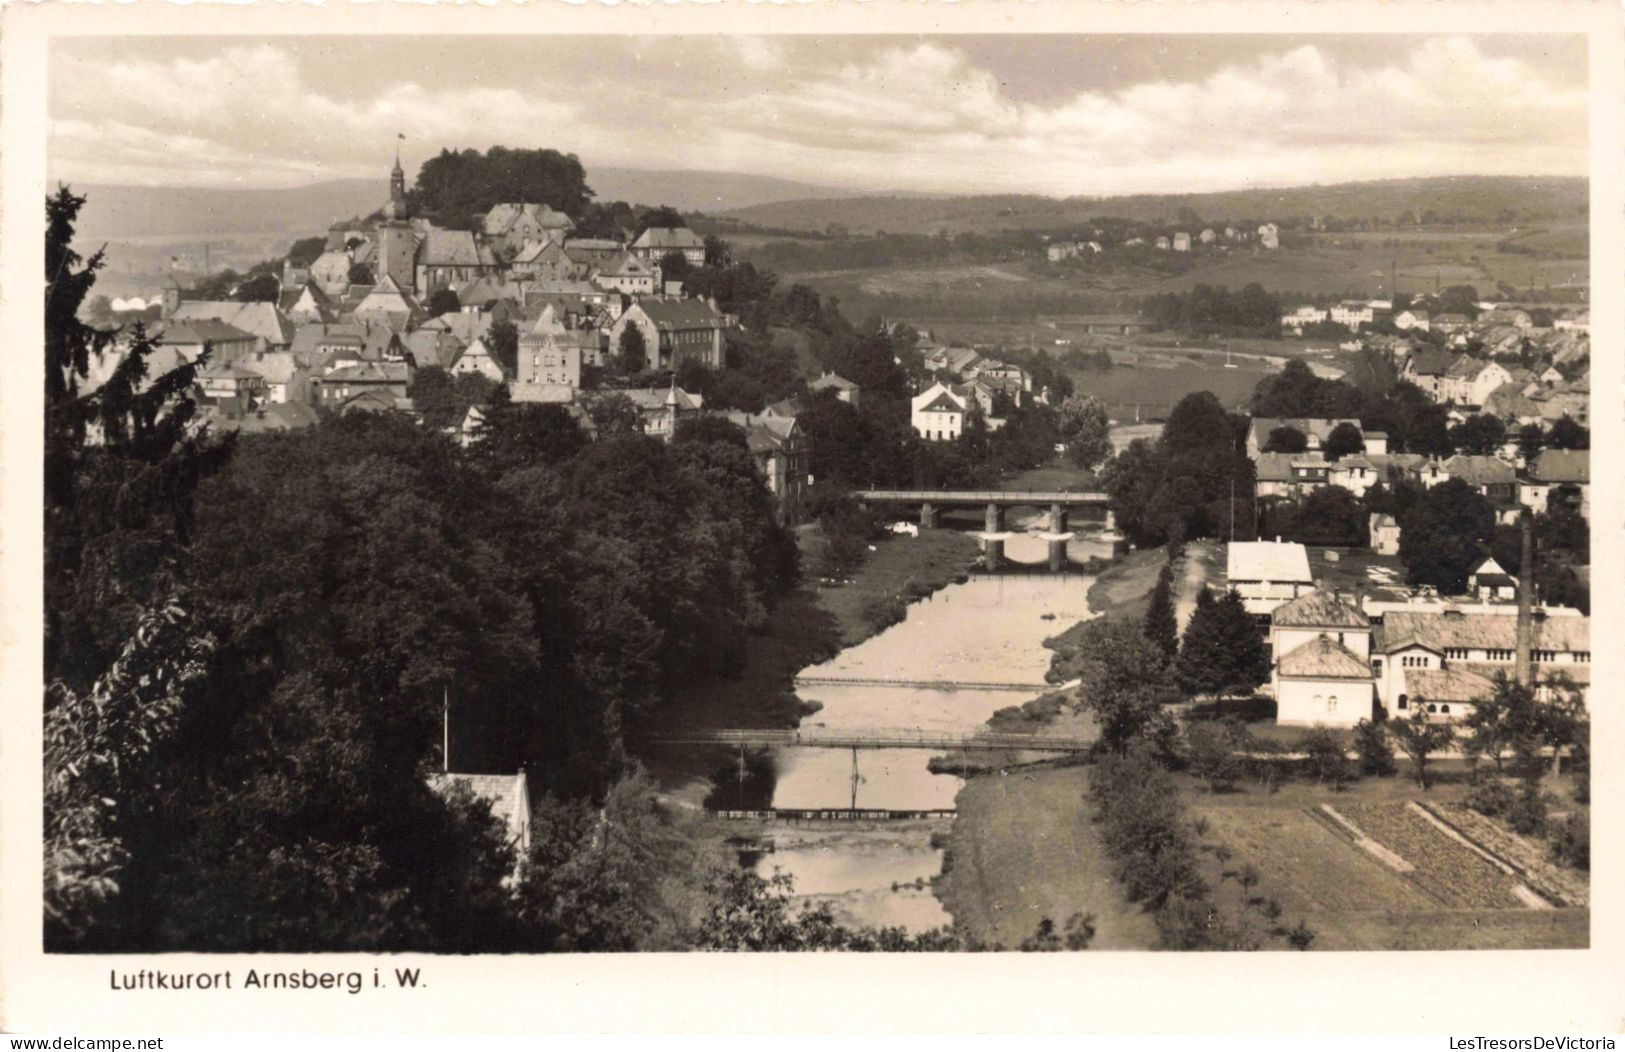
233;272;281;303
487;320;520;378
1176;588;1270;699
616;324;648;375
1516;422;1545;462
1353;718;1396;776
1398;479;1495;593
1051;619;1180;755
581;391;642;435
475;403;590;472
1296;484;1367;547
426;287;461;318
347;262;374;286
1546;416;1589;450
1321;422;1364;462
1143;562;1179;661
1449;414;1507;456
1387;708;1455;790
658;250;690;283
1251;359;1363;418
1056;394;1111;469
1262;426;1308;454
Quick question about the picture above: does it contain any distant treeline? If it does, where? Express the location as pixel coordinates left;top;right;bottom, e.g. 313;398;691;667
1142;283;1283;339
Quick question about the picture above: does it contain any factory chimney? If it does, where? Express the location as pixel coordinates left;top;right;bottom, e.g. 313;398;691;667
1514;507;1534;687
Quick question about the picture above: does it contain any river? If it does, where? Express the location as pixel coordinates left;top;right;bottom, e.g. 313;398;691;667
758;529;1107;932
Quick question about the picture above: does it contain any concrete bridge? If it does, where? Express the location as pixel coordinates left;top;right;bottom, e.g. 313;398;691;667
854;489;1115;571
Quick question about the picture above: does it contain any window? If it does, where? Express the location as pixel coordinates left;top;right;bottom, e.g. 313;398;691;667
1328;696;1338;713
1441;704;1451;715
1445;647;1469;660
1397;695;1408;710
1576;652;1590;663
1427;703;1438;713
1372;659;1383;677
1486;648;1514;661
1533;650;1557;663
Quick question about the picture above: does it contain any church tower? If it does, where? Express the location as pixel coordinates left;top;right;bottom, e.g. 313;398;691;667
384;142;409;222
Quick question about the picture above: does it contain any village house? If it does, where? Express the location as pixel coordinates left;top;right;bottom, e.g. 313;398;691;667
561;237;627;268
609;297;730;370
809;371;861;407
911;382;971;442
1438;357;1514;407
450;337;507;383
311;360;413;409
593;251;660;297
620;386;705;442
1401;348;1459;400
1227;540;1315;621
630;226;707;268
1368;513;1401;556
1245;417;1381;459
415;229;502;296
1329;301;1376;330
1520;449;1589;520
1394;309;1430;332
167;299;296;351
483;202;574;256
1280;305;1330;331
1467;557;1518;603
1269;591;1375;727
428;770;533;864
719;410;812;522
241;350;310;405
1199;228;1217;244
1258;223;1280;249
153;318;263;370
1172;232;1191;252
1155;235;1171;251
1431;312;1472;335
196;360;269;415
515;309;583;395
511;239;590;283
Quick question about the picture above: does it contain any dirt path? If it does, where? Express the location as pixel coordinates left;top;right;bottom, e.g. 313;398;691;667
1174;540;1219;631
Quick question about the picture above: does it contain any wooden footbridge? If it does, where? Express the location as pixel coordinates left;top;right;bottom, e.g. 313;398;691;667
650;728;1095;753
793;675;1050;693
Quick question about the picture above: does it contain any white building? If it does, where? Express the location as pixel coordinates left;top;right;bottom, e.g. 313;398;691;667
1226;540;1315;620
1269;591;1375;728
911;382;970;442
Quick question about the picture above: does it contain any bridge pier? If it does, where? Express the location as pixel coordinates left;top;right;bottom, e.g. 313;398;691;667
1048;503;1068;533
984;503;1005;533
1048;538;1067;573
919;502;938;529
982;536;1004;571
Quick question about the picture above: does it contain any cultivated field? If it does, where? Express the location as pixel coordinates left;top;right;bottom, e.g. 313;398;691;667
1189;781;1589;951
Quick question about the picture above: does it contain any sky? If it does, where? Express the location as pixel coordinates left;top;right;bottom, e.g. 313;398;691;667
48;34;1589;198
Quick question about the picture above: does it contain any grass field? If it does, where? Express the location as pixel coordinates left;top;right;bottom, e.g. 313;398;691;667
937;765;1160;950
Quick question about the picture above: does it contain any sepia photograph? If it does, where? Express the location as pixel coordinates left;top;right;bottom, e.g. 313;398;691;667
4;0;1623;1036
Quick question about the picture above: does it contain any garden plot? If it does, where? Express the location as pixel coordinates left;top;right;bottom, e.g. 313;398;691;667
1193;806;1435;914
1337;803;1528;910
1421;803;1589;908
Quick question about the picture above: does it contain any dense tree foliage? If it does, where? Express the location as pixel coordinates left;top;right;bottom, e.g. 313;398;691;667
410;146;595;231
1057;394;1112;469
1104;392;1254;548
1143;561;1179;662
1251;359;1363;418
1176;588;1270;698
1049;619;1180;755
1144;283;1282;338
1396;479;1496;593
1262;426;1307;453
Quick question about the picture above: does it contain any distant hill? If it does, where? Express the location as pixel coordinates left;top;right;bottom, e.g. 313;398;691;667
67;167;884;243
69;180;386;241
718;176;1590;236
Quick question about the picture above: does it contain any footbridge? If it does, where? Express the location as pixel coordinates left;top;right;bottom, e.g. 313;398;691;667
793;675;1050;692
652;727;1095;811
854;489;1115;571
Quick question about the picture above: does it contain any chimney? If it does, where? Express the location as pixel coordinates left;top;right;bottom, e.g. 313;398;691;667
1514;507;1534;687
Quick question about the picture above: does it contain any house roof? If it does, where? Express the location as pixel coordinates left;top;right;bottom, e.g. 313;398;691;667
1528;449;1588;484
1277;636;1373;680
1226;540;1312;583
240;351;301;385
631;226;705;252
418;228;484;268
1443;455;1516;487
322;360;411;385
1402;667;1497;703
484;202;574;237
1406;349;1459;376
598;250;655;278
1377;610;1588;655
810;372;859;393
1271;590;1369;629
620;386;704;412
629;297;729;331
170;300;295;346
158;318;259;346
428;771;530;848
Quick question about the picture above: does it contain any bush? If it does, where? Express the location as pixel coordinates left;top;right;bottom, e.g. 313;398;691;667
1467;778;1515;818
1185;720;1247;793
1506;781;1548;836
1550;813;1589;871
1302;727;1353;789
1353;718;1396;776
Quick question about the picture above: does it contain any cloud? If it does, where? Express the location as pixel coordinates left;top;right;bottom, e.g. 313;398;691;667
48;36;1587;195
